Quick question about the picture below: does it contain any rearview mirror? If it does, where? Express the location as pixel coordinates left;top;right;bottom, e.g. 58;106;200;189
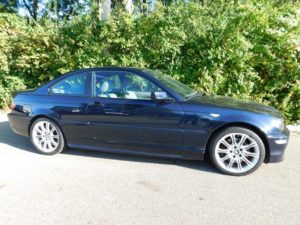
151;91;174;103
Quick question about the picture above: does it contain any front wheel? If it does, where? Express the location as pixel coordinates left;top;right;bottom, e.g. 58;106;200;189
209;127;265;176
30;118;66;155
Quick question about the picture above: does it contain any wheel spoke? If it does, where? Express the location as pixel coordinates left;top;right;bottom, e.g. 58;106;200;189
52;142;58;148
41;139;46;149
238;134;247;147
244;150;259;158
227;157;235;169
37;125;44;133
220;139;232;148
243;142;257;150
231;134;237;146
46;122;51;132
220;154;231;162
50;134;59;139
50;137;58;145
217;148;229;154
38;138;45;145
236;158;243;171
50;126;56;134
241;156;254;167
48;140;55;150
48;140;53;150
45;141;50;150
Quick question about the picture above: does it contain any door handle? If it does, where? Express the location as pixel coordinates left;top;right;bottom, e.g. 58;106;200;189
105;112;129;116
88;102;103;107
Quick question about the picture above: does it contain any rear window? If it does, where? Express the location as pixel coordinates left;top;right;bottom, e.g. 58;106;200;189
50;73;88;96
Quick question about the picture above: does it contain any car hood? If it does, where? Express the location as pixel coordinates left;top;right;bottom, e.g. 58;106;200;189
13;88;36;97
187;94;282;118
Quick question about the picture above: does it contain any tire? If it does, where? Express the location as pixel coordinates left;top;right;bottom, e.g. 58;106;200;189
209;127;265;176
30;118;66;155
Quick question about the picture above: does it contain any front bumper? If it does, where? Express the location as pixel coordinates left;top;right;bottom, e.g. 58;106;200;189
266;126;290;163
7;112;31;137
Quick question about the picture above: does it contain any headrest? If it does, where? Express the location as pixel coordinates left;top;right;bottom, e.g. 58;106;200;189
100;81;109;93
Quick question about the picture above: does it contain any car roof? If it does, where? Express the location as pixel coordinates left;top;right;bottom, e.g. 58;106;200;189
67;67;145;74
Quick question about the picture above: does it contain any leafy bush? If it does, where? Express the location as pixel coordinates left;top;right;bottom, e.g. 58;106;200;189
0;1;299;123
0;73;26;109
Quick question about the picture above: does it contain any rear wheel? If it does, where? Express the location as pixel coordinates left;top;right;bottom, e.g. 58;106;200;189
30;118;65;155
209;127;265;176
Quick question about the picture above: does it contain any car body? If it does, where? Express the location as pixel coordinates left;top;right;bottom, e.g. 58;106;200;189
8;67;289;175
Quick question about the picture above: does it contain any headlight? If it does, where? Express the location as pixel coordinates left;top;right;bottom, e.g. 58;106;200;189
271;118;284;131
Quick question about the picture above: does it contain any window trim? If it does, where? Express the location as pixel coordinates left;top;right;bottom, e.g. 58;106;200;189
91;70;174;101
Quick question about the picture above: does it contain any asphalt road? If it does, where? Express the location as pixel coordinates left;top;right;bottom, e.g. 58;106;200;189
0;114;300;225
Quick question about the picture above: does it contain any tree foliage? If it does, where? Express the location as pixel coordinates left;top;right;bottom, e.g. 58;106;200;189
0;1;299;123
0;0;18;13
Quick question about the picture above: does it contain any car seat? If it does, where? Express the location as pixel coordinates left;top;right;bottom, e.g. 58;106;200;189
122;77;137;99
98;81;117;98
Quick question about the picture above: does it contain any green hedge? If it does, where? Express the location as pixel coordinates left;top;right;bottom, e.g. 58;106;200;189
0;1;299;123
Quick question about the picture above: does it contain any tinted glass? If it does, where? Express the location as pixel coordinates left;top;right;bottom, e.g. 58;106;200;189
93;71;164;100
144;70;196;99
50;73;88;96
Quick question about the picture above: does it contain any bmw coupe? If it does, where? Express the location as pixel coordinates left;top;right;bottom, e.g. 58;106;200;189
8;67;289;175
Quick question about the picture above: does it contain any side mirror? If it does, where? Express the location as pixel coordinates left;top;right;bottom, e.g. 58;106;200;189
151;91;174;103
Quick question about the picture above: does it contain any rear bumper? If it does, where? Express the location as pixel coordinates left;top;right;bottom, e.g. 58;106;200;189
7;112;31;137
266;127;290;163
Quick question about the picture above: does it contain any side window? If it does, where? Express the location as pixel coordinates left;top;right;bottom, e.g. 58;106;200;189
50;73;88;96
93;71;165;100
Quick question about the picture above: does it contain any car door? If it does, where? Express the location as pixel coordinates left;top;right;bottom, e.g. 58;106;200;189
47;71;94;146
86;70;185;156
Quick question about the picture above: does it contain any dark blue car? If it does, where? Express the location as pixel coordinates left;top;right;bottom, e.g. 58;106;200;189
8;67;289;175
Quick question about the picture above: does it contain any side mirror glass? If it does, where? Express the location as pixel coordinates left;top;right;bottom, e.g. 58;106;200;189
151;91;174;103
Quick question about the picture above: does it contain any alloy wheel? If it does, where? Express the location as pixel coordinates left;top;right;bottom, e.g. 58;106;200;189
214;133;260;174
32;121;60;153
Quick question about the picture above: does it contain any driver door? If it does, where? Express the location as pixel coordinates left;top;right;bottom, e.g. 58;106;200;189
86;70;185;156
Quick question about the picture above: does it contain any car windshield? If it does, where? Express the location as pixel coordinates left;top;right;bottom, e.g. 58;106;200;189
144;70;197;99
